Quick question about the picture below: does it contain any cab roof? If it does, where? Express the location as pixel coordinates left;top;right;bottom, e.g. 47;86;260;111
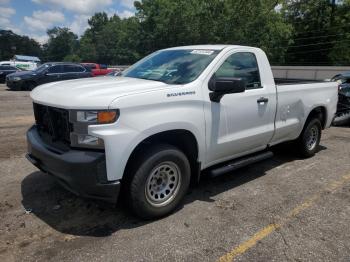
165;44;255;51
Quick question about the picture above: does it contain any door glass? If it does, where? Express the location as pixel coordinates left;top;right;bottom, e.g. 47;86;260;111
48;65;62;73
63;65;84;73
215;52;261;89
75;66;85;72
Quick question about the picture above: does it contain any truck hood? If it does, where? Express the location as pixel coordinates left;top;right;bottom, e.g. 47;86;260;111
30;76;171;109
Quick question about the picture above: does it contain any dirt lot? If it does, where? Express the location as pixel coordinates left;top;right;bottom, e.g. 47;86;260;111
0;83;350;262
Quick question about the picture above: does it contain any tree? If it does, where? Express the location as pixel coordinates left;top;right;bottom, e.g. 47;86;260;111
0;30;42;61
43;27;78;61
282;0;350;65
79;12;141;64
3;0;349;66
134;0;292;63
79;32;98;62
328;0;350;65
63;54;81;62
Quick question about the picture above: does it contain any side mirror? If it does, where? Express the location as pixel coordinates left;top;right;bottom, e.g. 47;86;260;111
208;76;246;102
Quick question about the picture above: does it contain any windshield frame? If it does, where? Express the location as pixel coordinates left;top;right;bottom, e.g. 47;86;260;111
122;48;221;85
34;63;51;73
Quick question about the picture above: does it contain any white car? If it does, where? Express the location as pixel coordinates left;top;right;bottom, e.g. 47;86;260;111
26;45;338;219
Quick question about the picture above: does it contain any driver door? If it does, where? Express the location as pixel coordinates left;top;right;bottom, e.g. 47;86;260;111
203;51;276;166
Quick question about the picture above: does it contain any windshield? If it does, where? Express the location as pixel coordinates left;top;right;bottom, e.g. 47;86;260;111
122;49;220;84
34;63;50;73
332;74;350;84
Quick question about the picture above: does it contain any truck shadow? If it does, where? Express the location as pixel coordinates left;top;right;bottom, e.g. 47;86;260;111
21;143;327;238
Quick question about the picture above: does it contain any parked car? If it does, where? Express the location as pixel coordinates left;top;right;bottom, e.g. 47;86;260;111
0;65;21;83
26;45;338;219
81;63;114;76
332;72;350;126
6;62;92;90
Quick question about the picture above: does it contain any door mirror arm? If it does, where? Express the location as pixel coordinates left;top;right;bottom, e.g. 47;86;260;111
208;75;246;102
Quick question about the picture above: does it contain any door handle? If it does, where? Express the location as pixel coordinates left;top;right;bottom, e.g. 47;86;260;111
257;97;268;104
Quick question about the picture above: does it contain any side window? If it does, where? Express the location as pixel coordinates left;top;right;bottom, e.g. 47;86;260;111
75;66;85;72
48;65;62;73
100;64;107;69
215;52;261;90
63;65;85;73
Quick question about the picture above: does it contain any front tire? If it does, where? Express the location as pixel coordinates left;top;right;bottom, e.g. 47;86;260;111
26;82;36;91
128;144;191;219
296;118;322;158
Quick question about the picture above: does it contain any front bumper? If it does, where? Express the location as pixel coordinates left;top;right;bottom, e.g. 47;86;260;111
26;125;120;203
6;79;24;90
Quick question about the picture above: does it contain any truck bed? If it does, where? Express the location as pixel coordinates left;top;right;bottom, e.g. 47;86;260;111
270;77;338;147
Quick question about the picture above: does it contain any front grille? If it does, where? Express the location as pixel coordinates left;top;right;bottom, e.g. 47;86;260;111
33;103;72;148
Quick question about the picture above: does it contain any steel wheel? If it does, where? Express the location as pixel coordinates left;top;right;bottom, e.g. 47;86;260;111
145;161;181;207
306;125;319;151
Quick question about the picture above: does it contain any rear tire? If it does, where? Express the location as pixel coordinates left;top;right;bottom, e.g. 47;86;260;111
127;144;191;219
296;118;322;158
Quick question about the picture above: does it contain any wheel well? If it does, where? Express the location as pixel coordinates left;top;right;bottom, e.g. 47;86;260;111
25;81;37;90
123;130;200;185
307;106;327;129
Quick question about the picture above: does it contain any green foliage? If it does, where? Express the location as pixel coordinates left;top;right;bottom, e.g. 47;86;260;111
43;27;79;62
328;0;350;65
78;13;141;64
1;0;349;66
134;0;293;63
0;30;42;61
63;54;82;62
282;0;350;65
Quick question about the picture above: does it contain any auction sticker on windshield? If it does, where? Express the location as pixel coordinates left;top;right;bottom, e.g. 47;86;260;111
190;50;215;55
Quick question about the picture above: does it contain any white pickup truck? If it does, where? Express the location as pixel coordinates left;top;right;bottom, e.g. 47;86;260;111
26;45;338;218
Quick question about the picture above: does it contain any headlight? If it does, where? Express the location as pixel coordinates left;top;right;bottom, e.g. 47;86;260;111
70;109;119;149
76;110;118;124
13;77;21;81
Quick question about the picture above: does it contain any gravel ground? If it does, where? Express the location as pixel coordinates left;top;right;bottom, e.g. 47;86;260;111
0;83;349;262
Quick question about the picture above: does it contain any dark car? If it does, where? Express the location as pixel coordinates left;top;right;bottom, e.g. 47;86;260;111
6;62;92;90
332;72;350;126
0;65;21;83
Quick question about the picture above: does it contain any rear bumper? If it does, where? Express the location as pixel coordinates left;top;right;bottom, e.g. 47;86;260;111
26;125;120;203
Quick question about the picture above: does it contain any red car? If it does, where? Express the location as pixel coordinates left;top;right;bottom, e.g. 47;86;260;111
81;63;113;77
